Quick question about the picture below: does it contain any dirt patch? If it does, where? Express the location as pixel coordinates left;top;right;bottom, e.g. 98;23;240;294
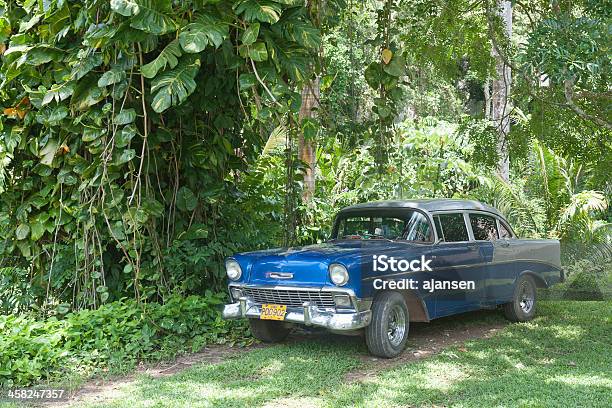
38;343;264;408
344;320;506;383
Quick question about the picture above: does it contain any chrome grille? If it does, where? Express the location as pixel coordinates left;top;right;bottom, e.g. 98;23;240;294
241;287;335;308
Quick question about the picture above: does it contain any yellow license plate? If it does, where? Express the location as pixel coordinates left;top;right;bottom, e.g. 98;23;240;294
260;304;287;321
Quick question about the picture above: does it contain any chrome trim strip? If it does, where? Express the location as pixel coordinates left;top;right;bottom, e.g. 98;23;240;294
231;283;334;292
362;259;563;281
430;209;517;242
267;272;294;279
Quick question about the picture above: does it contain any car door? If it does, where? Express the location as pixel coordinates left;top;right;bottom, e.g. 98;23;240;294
429;212;485;317
466;212;502;306
486;217;520;302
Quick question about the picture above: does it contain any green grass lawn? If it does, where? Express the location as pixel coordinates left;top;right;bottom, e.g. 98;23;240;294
3;301;611;408
329;301;612;408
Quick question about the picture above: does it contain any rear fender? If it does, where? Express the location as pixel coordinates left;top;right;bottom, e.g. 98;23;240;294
518;270;548;288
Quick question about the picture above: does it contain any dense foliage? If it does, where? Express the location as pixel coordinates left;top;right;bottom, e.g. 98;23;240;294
0;0;319;309
0;293;248;386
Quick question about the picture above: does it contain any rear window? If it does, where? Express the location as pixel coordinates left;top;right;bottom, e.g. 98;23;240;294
434;213;468;242
470;213;499;241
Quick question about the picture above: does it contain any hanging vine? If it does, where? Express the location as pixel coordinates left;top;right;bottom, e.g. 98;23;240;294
364;0;406;174
0;0;320;310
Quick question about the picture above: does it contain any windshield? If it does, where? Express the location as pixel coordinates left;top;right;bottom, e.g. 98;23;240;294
332;210;433;242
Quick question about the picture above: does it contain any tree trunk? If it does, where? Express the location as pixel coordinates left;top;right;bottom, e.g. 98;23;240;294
483;79;491;119
298;77;320;202
491;0;512;181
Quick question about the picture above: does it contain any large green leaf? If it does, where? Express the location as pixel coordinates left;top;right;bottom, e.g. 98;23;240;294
382;53;405;77
242;22;260;46
116;125;137;148
18;14;40;33
150;59;200;113
364;62;383;88
248;42;268;61
286;21;320;49
82;127;106;143
267;40;308;81
41;82;75;105
71;76;107;111
0;16;10;43
113;108;136;125
114;149;136;165
70;53;103;81
129;0;177;35
16;224;30;240
141;39;182;79
45;106;69;123
179;14;229;53
98;68;126;87
176;186;197;211
30;221;45;241
17;45;63;67
239;73;256;90
39;138;58;166
234;0;282;24
110;0;140;16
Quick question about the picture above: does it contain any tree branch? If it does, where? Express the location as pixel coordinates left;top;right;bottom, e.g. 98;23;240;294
564;78;612;130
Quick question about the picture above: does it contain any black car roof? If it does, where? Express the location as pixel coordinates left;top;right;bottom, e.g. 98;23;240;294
338;199;503;217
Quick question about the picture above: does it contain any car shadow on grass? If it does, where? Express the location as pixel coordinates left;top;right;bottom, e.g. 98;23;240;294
326;301;612;408
72;309;509;408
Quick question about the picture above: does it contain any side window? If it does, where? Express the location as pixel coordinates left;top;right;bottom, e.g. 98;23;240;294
434;213;469;242
470;214;498;241
498;220;512;239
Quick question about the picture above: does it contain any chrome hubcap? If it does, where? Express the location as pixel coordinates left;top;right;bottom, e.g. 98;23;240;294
518;281;535;313
387;305;407;347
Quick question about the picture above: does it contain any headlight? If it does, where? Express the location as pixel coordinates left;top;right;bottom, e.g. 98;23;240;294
226;259;242;281
329;263;349;286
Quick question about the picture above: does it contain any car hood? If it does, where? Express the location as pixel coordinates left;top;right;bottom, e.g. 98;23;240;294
233;240;428;287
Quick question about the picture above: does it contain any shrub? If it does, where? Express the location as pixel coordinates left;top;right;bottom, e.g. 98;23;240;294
0;294;250;387
540;258;612;301
561;259;611;300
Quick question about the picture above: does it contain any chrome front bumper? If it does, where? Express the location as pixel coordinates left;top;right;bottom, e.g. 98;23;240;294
222;296;372;331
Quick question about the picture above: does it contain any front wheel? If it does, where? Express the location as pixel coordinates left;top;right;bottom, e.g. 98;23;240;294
503;275;537;322
249;319;291;343
365;291;410;358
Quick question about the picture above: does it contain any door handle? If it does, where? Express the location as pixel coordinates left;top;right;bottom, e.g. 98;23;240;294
467;243;479;251
499;240;510;247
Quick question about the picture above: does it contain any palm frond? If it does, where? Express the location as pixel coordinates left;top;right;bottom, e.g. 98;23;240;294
262;125;288;156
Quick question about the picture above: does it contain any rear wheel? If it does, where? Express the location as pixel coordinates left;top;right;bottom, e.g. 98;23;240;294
504;275;537;322
365;291;409;358
249;319;291;343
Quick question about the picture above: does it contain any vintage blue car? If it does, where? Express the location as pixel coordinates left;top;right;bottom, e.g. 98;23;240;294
223;199;564;357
